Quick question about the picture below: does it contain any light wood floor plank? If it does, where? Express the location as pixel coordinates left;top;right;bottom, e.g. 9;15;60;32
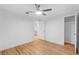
0;39;76;55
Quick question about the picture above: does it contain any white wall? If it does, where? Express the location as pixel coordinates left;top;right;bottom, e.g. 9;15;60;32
0;15;34;51
45;17;64;45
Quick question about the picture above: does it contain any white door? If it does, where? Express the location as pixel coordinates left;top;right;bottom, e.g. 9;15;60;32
65;21;75;44
65;22;72;43
33;20;45;39
71;22;75;44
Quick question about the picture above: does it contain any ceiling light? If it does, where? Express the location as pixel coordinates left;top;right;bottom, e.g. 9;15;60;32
35;11;42;15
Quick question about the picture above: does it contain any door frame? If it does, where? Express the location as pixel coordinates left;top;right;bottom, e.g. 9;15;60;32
75;13;77;53
64;15;77;53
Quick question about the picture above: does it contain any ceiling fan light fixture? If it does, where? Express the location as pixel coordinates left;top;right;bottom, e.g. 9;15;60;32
35;11;42;15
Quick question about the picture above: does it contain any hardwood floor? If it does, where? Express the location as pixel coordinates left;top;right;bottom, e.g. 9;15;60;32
0;39;76;55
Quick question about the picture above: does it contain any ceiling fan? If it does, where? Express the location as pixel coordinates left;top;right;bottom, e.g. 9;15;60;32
25;4;52;16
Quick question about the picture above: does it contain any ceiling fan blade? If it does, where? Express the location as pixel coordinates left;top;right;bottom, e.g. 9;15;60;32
25;11;35;14
42;13;47;16
35;4;40;10
42;8;52;12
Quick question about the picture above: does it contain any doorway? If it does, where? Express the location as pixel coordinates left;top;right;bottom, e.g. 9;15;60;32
64;16;76;54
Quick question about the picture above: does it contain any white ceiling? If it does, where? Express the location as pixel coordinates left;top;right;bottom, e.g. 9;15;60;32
0;4;79;20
